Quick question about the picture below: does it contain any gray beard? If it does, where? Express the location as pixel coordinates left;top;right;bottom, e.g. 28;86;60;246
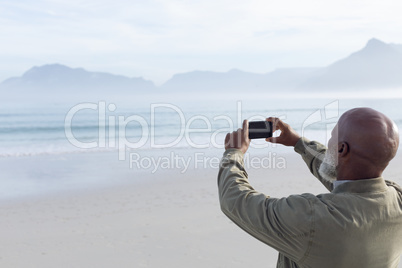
318;150;337;181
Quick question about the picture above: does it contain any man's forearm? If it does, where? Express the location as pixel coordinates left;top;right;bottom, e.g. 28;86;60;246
217;148;251;214
294;137;333;192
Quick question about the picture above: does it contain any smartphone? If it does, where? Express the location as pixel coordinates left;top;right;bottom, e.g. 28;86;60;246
248;121;273;139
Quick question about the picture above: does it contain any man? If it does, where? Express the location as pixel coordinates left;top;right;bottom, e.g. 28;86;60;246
218;107;402;268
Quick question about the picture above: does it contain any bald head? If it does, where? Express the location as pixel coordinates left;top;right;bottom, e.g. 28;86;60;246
335;107;399;175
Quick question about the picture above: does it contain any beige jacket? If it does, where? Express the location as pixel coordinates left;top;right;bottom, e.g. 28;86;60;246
217;138;402;268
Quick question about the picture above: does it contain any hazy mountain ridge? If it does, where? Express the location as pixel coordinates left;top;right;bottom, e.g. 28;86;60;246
161;38;402;92
1;38;402;98
160;67;323;92
300;38;402;90
0;64;156;100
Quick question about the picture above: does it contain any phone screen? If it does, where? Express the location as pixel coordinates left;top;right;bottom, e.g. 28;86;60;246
248;121;273;139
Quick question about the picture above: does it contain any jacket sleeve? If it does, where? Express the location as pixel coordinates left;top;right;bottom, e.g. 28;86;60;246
294;137;334;192
217;148;315;264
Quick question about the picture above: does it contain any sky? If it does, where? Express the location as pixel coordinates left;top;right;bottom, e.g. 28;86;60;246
1;0;402;85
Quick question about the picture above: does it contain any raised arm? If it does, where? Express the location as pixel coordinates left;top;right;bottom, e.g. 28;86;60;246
219;120;314;262
266;117;333;192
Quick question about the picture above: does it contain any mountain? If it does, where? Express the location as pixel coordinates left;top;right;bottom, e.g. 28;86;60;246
0;64;156;100
300;38;402;90
161;38;402;92
160;68;321;92
2;38;402;99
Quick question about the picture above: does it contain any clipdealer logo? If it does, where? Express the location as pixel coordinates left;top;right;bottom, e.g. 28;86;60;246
64;101;278;160
64;100;340;172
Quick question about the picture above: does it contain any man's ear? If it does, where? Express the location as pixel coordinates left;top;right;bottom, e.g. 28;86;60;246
338;142;349;157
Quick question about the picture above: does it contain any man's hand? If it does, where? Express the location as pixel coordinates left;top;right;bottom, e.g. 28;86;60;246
266;117;301;147
224;120;250;154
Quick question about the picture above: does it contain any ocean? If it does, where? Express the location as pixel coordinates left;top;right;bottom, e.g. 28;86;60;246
1;97;401;158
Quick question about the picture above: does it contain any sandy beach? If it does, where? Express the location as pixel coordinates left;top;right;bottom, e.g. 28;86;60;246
1;148;401;268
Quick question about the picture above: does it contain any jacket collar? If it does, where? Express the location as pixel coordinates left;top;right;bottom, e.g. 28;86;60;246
332;177;388;194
